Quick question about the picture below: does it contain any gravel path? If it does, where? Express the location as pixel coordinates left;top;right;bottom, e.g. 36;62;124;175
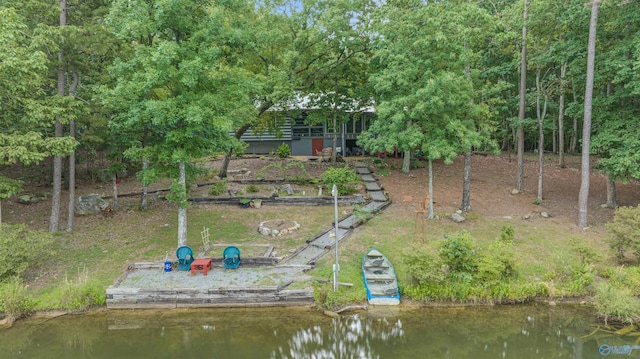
117;266;312;289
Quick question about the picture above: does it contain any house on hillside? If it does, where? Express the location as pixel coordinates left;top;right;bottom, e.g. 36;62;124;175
240;95;375;157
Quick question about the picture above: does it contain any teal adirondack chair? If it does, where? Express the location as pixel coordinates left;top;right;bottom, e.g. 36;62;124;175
223;246;241;270
176;246;194;271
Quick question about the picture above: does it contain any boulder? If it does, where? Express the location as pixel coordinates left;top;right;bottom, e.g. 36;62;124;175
75;194;109;215
281;184;294;195
16;193;47;205
451;213;466;223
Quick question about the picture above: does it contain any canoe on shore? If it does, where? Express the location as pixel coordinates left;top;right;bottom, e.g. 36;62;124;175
362;248;400;305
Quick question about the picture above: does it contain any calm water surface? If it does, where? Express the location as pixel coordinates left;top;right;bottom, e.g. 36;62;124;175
0;304;633;358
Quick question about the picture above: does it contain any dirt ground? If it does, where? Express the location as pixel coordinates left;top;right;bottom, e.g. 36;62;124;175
375;153;640;229
212;153;640;229
3;152;640;231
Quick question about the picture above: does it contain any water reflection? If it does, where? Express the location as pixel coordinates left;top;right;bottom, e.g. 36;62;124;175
272;315;404;359
0;304;635;359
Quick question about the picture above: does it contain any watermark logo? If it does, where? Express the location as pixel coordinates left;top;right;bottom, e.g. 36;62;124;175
599;344;640;356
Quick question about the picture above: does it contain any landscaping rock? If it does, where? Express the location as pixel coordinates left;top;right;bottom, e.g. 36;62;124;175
451;213;466;223
281;184;294;195
75;193;109;215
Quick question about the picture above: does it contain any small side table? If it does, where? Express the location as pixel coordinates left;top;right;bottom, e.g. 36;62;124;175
191;258;213;276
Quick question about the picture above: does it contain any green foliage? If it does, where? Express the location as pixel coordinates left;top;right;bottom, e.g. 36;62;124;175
283;161;309;181
0;176;23;200
166;180;189;209
246;184;259;193
605;206;640;262
593;281;640;325
58;268;106;310
601;266;640;295
352;205;373;223
499;224;515;243
0;224;54;282
372;158;386;169
0;277;34;322
410;159;425;169
275;143;291;159
477;240;518;284
321;166;360;195
313;281;363;311
438;231;478;282
532;198;542;205
545;249;596;296
569;237;602;266
404;246;446;285
209;180;228;196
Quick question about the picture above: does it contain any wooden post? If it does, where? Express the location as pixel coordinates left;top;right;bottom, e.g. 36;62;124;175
414;194;428;242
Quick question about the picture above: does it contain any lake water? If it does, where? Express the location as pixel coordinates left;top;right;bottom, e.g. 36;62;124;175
0;304;633;358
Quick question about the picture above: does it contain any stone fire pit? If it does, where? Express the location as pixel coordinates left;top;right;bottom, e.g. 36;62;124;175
258;220;301;237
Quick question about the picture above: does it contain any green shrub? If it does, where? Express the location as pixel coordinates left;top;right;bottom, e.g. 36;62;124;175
601;266;640;294
605;205;640;262
276;143;291;159
321;166;360;195
569;237;602;266
209;180;227;196
0;224;54;282
593;281;640;324
313;281;362;311
0;277;34;322
58;269;106;310
372;158;386;169
477;240;518;284
499;224;515;243
438;231;478;282
410;159;425;169
404;246;446;285
246;184;259;193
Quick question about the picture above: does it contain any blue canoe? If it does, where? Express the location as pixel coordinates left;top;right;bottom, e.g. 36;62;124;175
362;248;400;305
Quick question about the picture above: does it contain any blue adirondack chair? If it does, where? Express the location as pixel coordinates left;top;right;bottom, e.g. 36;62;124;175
223;246;241;270
176;245;194;271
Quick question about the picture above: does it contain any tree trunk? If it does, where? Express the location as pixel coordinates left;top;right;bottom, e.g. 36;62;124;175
536;67;548;201
516;0;528;193
606;174;617;209
219;147;234;178
402;150;410;174
427;158;434;220
331;83;339;165
219;101;273;178
578;0;600;228
50;0;67;233
460;151;472;212
112;175;119;212
558;62;566;168
570;84;578;153
331;110;338;164
67;66;79;231
140;158;149;210
460;40;473;213
552;119;557;154
177;161;188;247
